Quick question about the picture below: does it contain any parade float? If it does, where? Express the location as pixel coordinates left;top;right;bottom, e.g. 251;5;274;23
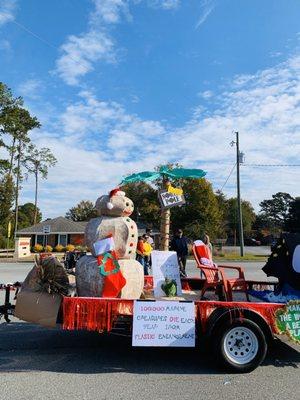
1;167;299;373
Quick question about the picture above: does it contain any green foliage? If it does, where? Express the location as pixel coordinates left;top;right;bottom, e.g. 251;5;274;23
17;203;42;229
0;82;23;110
33;244;43;253
171;178;223;240
225;197;256;236
23;144;57;225
0;174;14;228
259;192;294;230
65;244;75;252
75;245;87;252
0;82;42;239
54;244;65;252
24;144;57;179
123;177;227;240
66;200;98;221
121;182;160;227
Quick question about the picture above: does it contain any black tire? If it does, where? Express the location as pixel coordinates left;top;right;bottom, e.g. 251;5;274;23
212;318;267;373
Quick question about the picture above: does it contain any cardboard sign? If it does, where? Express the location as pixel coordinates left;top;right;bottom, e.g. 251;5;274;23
132;300;195;347
276;300;300;344
15;291;62;328
151;250;182;297
158;190;185;209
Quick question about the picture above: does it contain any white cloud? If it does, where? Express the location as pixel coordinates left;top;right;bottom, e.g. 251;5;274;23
18;79;42;100
91;0;131;24
195;0;215;29
26;50;300;216
55;0;130;86
0;0;17;26
0;38;10;51
55;0;183;86
55;30;115;86
198;90;213;99
270;51;282;58
146;0;180;10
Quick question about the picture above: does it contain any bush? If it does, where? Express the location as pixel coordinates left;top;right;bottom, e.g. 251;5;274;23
45;245;53;252
75;245;87;252
33;244;44;253
65;244;75;252
55;244;65;252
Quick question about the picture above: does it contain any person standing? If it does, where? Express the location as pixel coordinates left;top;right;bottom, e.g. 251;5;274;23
203;234;213;259
170;229;189;277
136;236;145;269
146;228;154;268
142;234;152;275
146;228;155;249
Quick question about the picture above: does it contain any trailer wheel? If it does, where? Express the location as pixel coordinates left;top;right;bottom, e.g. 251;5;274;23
213;318;267;373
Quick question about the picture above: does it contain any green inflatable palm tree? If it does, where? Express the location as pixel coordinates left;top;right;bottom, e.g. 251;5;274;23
121;165;206;250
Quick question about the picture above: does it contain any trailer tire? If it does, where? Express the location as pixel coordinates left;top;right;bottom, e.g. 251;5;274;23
213;318;267;373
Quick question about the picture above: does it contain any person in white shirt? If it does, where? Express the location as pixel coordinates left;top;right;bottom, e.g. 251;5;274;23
146;228;155;249
146;228;154;270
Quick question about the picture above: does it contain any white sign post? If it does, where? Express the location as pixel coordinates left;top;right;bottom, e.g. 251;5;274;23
132;300;195;347
42;225;51;247
151;250;182;297
42;225;51;234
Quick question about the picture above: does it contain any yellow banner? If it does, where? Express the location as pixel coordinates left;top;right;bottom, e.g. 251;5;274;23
167;184;183;196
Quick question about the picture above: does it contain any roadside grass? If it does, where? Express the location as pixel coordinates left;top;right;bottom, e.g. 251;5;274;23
187;253;269;262
214;253;268;262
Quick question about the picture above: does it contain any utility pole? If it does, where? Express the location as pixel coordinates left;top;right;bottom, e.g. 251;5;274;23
235;131;244;257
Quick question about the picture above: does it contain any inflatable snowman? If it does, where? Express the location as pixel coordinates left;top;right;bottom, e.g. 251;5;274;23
76;189;144;299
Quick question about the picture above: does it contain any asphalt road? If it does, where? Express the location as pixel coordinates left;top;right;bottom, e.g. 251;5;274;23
0;258;271;284
0;259;299;400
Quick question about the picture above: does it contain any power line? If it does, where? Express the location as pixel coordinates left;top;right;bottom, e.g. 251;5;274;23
11;19;88;71
220;162;236;191
243;164;300;167
12;20;59;51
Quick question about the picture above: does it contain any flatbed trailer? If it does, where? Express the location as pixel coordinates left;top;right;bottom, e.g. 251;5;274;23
0;277;288;373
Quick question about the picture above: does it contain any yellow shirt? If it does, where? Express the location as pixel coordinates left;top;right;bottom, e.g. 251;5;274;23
143;242;152;256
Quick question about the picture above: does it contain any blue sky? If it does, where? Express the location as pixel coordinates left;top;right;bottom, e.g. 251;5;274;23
0;0;300;218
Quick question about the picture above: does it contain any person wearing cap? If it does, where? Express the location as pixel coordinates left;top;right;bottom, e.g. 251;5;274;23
136;235;152;275
170;229;189;277
146;228;155;249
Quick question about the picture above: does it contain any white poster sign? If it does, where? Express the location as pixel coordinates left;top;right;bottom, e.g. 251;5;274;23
151;250;182;297
132;300;195;347
158;190;185;209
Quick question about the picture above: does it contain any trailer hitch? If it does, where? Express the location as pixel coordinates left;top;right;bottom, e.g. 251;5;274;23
0;283;21;323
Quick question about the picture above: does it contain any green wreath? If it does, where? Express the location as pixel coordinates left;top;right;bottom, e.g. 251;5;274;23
98;252;120;277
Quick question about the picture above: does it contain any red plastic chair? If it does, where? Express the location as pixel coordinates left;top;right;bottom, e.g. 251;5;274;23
192;244;249;302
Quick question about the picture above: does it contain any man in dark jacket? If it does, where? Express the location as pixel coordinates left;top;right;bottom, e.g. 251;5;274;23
170;229;189;277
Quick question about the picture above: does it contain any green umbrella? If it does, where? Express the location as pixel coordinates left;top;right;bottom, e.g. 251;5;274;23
120;165;206;184
120;165;207;251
